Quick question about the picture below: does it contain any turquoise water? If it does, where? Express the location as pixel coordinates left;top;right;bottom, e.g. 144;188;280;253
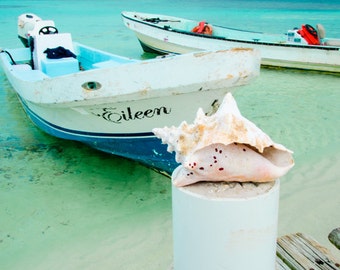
1;1;340;269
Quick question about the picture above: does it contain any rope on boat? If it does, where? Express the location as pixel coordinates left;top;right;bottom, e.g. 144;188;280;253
0;49;17;65
143;17;181;24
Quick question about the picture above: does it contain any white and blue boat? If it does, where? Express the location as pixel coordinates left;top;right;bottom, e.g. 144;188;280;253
122;11;340;73
0;14;260;175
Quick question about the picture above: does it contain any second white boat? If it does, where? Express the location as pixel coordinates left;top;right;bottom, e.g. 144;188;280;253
122;11;340;73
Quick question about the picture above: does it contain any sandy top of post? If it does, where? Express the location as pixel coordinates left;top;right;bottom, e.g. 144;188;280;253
183;181;276;199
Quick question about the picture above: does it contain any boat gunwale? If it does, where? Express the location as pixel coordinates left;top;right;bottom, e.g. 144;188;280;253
122;13;340;52
1;43;261;105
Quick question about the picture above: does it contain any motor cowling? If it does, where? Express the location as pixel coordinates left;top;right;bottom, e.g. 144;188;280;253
18;14;42;47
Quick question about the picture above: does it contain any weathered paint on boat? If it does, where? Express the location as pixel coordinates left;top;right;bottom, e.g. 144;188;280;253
1;40;260;175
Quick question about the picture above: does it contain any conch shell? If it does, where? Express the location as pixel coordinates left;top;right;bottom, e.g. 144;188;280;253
153;93;294;187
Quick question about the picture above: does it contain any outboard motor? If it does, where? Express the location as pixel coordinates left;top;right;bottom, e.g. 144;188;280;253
17;14;42;47
17;13;57;47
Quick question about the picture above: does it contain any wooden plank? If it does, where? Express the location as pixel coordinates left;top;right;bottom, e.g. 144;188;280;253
277;233;340;270
299;233;340;267
277;236;308;270
276;255;293;270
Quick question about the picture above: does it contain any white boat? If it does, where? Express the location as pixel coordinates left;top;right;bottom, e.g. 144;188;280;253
122;11;340;73
0;13;260;175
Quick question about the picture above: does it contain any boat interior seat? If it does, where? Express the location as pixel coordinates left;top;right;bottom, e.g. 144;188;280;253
92;60;122;69
92;58;137;69
32;32;79;76
11;65;49;81
14;70;49;81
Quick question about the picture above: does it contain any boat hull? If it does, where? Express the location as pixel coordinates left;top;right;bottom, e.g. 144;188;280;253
19;97;178;174
19;88;229;175
122;12;340;73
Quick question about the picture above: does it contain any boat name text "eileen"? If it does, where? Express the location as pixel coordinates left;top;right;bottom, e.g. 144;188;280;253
91;106;172;124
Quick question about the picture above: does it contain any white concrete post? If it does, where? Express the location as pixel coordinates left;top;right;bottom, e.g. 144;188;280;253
172;179;280;270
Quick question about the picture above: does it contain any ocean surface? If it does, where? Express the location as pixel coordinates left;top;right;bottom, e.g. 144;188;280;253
0;0;339;269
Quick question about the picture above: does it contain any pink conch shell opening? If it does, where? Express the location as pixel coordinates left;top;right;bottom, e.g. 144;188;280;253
153;93;294;187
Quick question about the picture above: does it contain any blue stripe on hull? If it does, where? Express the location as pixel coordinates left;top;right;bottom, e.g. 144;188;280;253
21;101;178;175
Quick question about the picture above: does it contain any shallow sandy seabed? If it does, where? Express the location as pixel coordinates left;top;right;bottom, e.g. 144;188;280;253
0;0;339;268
